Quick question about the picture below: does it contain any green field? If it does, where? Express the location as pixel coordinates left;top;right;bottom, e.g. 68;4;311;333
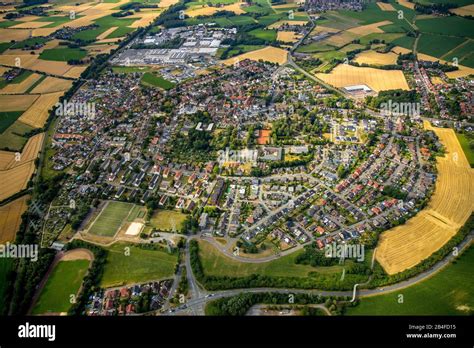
112;66;153;73
150;209;187;231
0;111;24;134
417;15;474;39
199;240;346;278
417;33;465;59
32;260;90;315
0;259;13;314
88;201;134;237
100;243;177;287
141;73;175;90
39;47;87;62
346;246;474;315
443;40;474;68
249;28;277;41
0;121;34;152
456;133;474;168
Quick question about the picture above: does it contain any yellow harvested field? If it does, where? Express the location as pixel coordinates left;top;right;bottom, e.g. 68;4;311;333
315;64;409;92
0;67;10;75
28;59;73;76
96;37;122;44
31;27;58;37
0;28;31;42
0;94;39;111
0;133;44;201
0;73;42;94
431;76;445;85
277;31;303;43
0;195;29;243
186;2;245;17
18;92;64;129
376;123;474;275
311;25;340;34
416;52;474;78
353;50;398;66
323;31;358;47
96;26;118;40
268;20;308;29
222;46;288;66
158;0;180;8
129;10;163;28
56;3;95;13
450;4;474;16
63;66;87;79
11;21;52;29
346;20;392;35
30;76;73;94
377;2;396;11
0;54;39;68
86;44;118;56
397;0;415;9
392;46;412;54
0;151;15;170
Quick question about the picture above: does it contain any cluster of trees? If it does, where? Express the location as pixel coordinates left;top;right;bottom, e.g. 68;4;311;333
205;292;345;316
414;2;456;15
295;244;340;267
366;89;420;110
383;185;408;200
154;1;190;28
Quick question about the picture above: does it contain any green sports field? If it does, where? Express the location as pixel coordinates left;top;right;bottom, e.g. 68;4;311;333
345;246;474;315
100;243;178;287
88;201;134;237
32;260;90;315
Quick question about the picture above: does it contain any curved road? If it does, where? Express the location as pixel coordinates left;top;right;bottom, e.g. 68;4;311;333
166;232;473;315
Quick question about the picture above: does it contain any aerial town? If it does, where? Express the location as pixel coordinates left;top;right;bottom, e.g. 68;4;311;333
0;0;472;334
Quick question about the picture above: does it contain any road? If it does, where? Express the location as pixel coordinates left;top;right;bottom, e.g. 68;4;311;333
164;232;473;315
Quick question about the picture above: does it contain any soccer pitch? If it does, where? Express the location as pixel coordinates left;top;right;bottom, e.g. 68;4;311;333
88;201;134;237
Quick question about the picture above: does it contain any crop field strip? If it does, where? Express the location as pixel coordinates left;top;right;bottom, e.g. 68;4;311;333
376;122;474;275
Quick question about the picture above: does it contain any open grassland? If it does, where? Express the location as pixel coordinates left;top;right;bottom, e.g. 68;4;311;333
222;46;288;65
0;133;44;200
0;111;23;134
353;50;398;66
456;133;474;168
32;259;90;315
0;121;35;152
39;47;87;62
0;195;29;243
315;64;409;92
88;201;134;237
198;240;344;277
347;246;474;315
100;243;177;288
376;123;474;275
18;92;64;129
141;72;175;90
150;209;187;231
